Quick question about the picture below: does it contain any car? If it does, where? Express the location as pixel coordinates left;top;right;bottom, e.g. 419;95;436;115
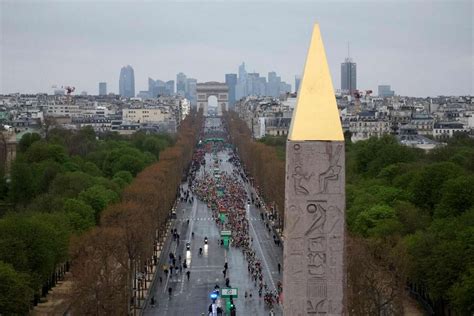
204;237;208;244
186;242;191;250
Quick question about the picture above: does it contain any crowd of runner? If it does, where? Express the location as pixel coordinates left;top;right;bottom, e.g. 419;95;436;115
191;145;283;309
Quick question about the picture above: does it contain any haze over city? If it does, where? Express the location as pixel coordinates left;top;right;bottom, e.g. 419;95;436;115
1;0;472;97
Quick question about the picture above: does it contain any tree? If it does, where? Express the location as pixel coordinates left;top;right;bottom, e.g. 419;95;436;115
64;198;95;232
18;132;41;152
0;261;33;315
435;175;474;218
347;236;405;315
79;185;119;222
27;193;65;213
351;135;422;176
113;171;133;184
9;161;35;205
449;266;474;315
353;204;402;238
25;141;67;163
409;162;463;211
0;214;67;291
49;171;95;198
69;227;128;315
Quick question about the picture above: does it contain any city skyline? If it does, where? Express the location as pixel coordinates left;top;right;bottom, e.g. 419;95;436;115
1;1;472;97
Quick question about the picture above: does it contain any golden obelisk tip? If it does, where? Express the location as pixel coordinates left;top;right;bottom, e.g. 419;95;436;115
288;24;344;141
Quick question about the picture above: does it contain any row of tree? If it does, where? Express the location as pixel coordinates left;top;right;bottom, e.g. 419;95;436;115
0;126;176;313
223;111;285;229
69;112;203;314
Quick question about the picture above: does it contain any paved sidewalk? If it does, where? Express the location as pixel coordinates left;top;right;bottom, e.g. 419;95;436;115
31;273;73;316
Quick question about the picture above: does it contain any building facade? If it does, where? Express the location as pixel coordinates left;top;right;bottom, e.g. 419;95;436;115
122;108;172;124
119;65;135;98
176;72;187;97
99;82;107;96
378;85;395;97
225;73;237;107
341;58;357;95
186;78;197;106
295;76;301;94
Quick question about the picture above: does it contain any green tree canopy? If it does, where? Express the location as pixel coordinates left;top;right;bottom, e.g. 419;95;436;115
0;261;33;315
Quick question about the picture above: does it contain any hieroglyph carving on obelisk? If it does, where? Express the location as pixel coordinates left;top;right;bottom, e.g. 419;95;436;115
283;24;346;316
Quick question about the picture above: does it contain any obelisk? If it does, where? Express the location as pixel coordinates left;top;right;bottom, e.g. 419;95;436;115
283;24;346;316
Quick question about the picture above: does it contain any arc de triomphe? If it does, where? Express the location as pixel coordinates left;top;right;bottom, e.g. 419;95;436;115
196;82;229;116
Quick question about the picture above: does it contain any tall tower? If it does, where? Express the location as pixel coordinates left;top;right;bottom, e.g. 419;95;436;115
119;65;135;98
295;75;301;94
98;82;107;96
176;72;187;97
340;44;356;95
236;62;248;99
225;73;237;107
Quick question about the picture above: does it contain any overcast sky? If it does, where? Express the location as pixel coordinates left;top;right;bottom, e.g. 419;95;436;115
1;0;472;96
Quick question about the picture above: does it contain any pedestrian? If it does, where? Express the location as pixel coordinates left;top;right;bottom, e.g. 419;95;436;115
150;296;155;307
159;276;163;283
223;269;226;278
277;263;281;274
186;270;190;280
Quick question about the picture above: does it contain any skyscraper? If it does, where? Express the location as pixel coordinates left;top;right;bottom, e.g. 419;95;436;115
235;63;248;100
186;78;197;106
99;82;107;96
166;80;175;95
378;85;395;97
149;78;174;97
267;71;281;97
119;65;135;98
341;57;356;95
225;74;237;107
295;76;301;94
176;72;187;97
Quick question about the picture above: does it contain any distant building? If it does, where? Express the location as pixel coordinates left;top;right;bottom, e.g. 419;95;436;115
137;90;151;99
378;85;395;97
433;122;467;139
341;58;357;95
166;80;175;95
225;74;237;107
235;62;248;100
267;71;281;97
186;78;197;106
99;82;107;96
397;124;440;151
295;76;301;94
411;113;434;136
176;72;187;97
149;78;174;97
119;65;135;98
122;108;172;124
54;89;65;96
